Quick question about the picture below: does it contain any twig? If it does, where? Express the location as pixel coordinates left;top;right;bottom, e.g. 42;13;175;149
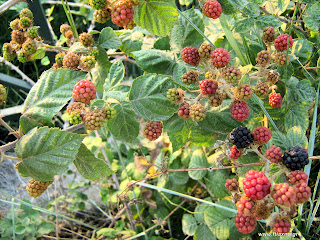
0;57;36;86
309;156;320;160
0;0;26;14
64;123;84;132
0;117;21;139
0;139;19;153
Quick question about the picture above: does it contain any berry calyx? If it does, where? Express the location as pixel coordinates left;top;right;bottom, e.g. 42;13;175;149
198;42;213;59
208;91;223;107
111;0;134;27
243;170;271;200
236;195;255;216
211;48;230;68
178;102;191;119
265;145;283;163
144;122;162;141
166;88;184;103
274;34;293;52
282;146;309;171
230;126;253;149
252;126;272;145
181;47;200;66
79;32;94;47
230;100;250;122
221;65;242;84
202;0;222;19
273;217;291;234
63;52;80;70
26;178;52;198
271;183;296;207
269;92;283;108
84;109;106;130
72;80;97;104
225;178;239;192
235;213;257;234
181;69;199;85
261;26;275;43
190;103;206;122
199;79;218;95
229;145;242;159
286;171;309;185
256;50;271;67
235;84;253;101
254;82;270;98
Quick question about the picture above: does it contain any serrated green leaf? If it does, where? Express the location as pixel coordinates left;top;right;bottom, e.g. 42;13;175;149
217;0;238;15
286;126;308;148
132;49;174;75
15;127;84;181
22;69;86;126
284;105;309;132
256;15;282;30
154;36;170;50
30;49;46;60
182;214;197;236
133;0;178;36
291;39;313;64
129;74;177;121
106;102;139;143
242;3;260;17
188;149;209;180
119;30;144;56
74;143;113;180
264;0;290;15
91;47;112;91
99;27;122;49
169;160;189;185
285;78;316;104
103;60;125;94
234;18;254;33
304;2;320;31
194;224;216;240
205;169;230;199
104;85;130;102
37;222;55;236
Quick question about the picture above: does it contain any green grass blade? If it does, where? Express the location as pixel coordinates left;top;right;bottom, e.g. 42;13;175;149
12;198;15;240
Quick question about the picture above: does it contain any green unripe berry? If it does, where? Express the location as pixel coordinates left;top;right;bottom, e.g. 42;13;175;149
27;26;39;39
20;8;33;21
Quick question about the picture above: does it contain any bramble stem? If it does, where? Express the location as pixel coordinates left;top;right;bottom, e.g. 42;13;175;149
0;118;21;139
0;139;19;154
1;154;21;161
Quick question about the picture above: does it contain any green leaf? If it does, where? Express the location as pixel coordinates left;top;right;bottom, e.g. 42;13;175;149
285;78;316;105
205;169;230;199
234;18;254;33
73;143;113;180
30;49;46;60
104;85;130;102
15;127;84;181
22;69;86;127
304;2;320;31
188;149;209;180
133;0;178;36
119;30;144;56
129;74;177;121
15;225;26;234
154;36;170;50
132;49;174;75
264;0;290;15
91;47;112;91
284;105;309;132
97;228;118;238
170;9;204;51
291;39;313;64
182;214;197;236
194;224;216;240
217;0;238;15
169;160;189;185
37;222;55;236
103;60;125;94
272;126;308;151
256;15;282;30
99;27;122;49
107;102;139;143
242;3;260;17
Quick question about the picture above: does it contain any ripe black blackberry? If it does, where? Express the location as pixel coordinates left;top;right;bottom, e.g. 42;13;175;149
230;126;253;149
282;146;309;171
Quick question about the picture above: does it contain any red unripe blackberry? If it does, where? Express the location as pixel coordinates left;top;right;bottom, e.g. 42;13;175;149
236;195;255;216
199;42;213;59
211;48;230;68
20;8;33;21
26;178;52;198
282;146;309;171
274;52;288;66
72;80;96;104
266;70;280;85
60;24;72;35
221;65;242;84
63;52;80;70
94;7;112;23
105;106;117;120
261;26;275;43
265;145;283;163
144;122;162;141
166;88;184;103
225;178;239;192
0;84;7;105
190;103;206;122
199;79;218;95
79;56;96;71
181;47;200;66
273;218;291;233
178;102;191;119
111;0;134;27
84;109;106;130
229;145;242;159
256;50;271;67
11;30;25;44
254;82;270;98
274;34;293;52
272;183;296;207
294;182;311;203
79;32;94;47
22;38;37;55
10;19;20;30
252;126;272;145
181;69;199;85
286;170;309;185
243;170;271;200
202;0;222;19
67;102;85;114
235;213;257;234
230;126;253;149
235;84;253;101
269;92;282;108
230;100;250;122
90;0;106;9
208;91;223;107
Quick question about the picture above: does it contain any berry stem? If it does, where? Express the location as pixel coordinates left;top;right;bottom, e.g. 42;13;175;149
1;153;21;162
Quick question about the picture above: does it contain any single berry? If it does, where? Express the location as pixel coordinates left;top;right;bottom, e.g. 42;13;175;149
94;7;112;23
282;146;309;171
2;43;14;54
22;38;37;55
166;88;184;103
27;26;39;39
3;52;16;61
69;109;83;125
230;126;253;149
79;56;96;71
10;19;20;30
79;32;94;47
274;34;293;52
26;178;52;198
17;51;29;63
271;183;296;207
229;145;242;159
225;178;239;192
202;0;222;19
11;30;25;44
199;79;218;95
178;102;191;119
273;218;291;234
63;52;80;70
221;65;242;84
269;92;282;108
235;213;257;234
243;170;271;200
84;109;106;130
236;195;255;216
208;91;223;107
181;69;199;85
89;49;99;59
111;0;134;27
72;80;97;104
90;0;106;9
104;106;117;120
181;47;200;66
235;84;253;101
266;70;280;85
254;82;269;98
60;24;72;34
55;52;65;67
19;16;32;28
144;122;162;141
64;30;74;40
274;52;288;66
265;145;283;163
256;50;271;67
20;8;33;21
211;48;230;68
294;182;311;204
286;171;309;185
0;84;7;105
190;103;206;122
230;100;250;122
198;43;213;59
252;126;272;145
261;26;275;43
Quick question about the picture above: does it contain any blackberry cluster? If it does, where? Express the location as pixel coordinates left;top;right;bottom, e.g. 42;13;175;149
269;92;282;108
254;82;269;98
67;102;85;114
167;88;184;103
63;52;80;70
282;146;309;171
235;84;253;101
198;43;213;59
79;56;97;71
60;24;74;45
111;0;134;28
79;32;94;47
144;122;162;141
72;80;97;104
243;170;271;200
178;103;191;119
221;66;242;84
22;38;37;55
205;71;216;79
26;178;52;198
230;100;250;122
105;106;117;120
252;126;272;145
225;178;239;192
190;104;206;122
265;145;282;163
210;48;230;68
199;80;218;95
273;218;291;234
202;0;222;19
229;145;242;159
271;183;296;207
181;47;200;66
261;26;275;43
286;171;308;185
274;52;288;66
208;92;223;107
294;182;311;203
27;26;39;39
55;52;65;68
256;50;271;67
94;6;112;23
90;0;106;9
181;70;199;85
266;70;280;85
69;110;83;125
234;213;257;234
84;109;106;130
236;195;255;216
230;126;253;149
0;84;7;105
274;34;293;52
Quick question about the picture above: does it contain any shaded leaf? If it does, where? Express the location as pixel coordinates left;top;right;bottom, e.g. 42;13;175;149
182;214;197;236
188;149;209;180
99;27;122;49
